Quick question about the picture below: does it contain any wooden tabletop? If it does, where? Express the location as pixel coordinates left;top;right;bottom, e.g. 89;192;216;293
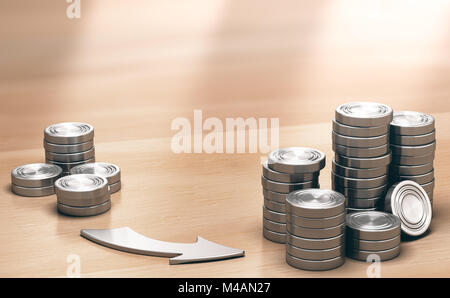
1;1;449;277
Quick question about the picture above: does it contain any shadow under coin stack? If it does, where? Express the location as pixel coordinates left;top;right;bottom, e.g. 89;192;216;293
44;122;95;175
285;189;346;271
346;211;401;261
55;174;111;216
11;163;63;197
332;102;393;213
262;147;325;244
389;111;436;205
70;162;121;194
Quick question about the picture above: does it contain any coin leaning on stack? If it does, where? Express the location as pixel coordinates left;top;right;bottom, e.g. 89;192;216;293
55;174;111;216
389;111;436;204
11;163;63;197
285;189;346;271
346;211;401;261
262;147;326;244
332;102;393;212
70;162;121;194
44;122;96;175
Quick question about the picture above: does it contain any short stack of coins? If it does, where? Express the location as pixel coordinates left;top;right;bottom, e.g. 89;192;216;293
11;163;63;197
262;147;326;244
70;162;121;194
389;111;436;204
44;122;95;175
346;211;401;261
55;174;111;217
332;102;393;212
285;189;346;271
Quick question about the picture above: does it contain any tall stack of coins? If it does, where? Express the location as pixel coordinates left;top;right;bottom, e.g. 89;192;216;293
332;102;393;212
55;174;111;216
70;162;121;194
346;211;401;261
11;163;63;197
44;122;95;175
262;147;326;244
390;111;436;204
285;189;346;271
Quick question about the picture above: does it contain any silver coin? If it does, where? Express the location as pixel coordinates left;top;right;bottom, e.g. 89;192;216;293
390;163;433;176
390;111;435;136
11;184;55;197
286;253;345;271
332;143;389;158
346;207;377;213
335;153;391;169
287;222;345;239
347;197;384;209
332;131;389;148
46;158;95;172
11;163;63;188
391;152;434;166
390;142;436;157
391;130;435;146
44;139;94;154
263;206;286;223
109;181;121;194
332;161;388;179
347;245;400;262
420;179;435;194
264;198;286;213
286;189;345;218
287;232;345;250
263;217;286;234
262;161;318;183
333;183;387;199
346;211;401;241
261;175;317;194
332;119;388;137
268;147;326;174
332;172;388;189
46;147;95;163
262;189;287;203
287;244;345;261
57;199;111;217
335;102;393;127
385;181;432;237
392;170;434;185
347;235;400;251
287;212;345;229
44;122;94;145
55;174;110;207
263;227;286;244
70;162;121;184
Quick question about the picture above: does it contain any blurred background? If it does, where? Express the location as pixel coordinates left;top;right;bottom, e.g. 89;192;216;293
1;0;449;151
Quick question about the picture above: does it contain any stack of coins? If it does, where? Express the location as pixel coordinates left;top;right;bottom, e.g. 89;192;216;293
385;181;432;237
346;211;401;261
55;174;111;216
44;122;95;175
261;147;326;243
11;163;63;197
262;147;326;244
70;162;121;194
389;111;436;204
332;102;393;212
285;189;346;271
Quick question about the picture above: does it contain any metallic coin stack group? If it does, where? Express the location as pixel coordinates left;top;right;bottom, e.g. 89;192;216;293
262;147;326;244
55;174;111;216
11;163;63;197
70;162;121;194
285;189;346;271
331;102;393;213
44;122;95;175
346;211;401;261
389;111;436;204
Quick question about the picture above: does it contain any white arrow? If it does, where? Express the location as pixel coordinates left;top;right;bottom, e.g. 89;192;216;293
81;227;245;265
